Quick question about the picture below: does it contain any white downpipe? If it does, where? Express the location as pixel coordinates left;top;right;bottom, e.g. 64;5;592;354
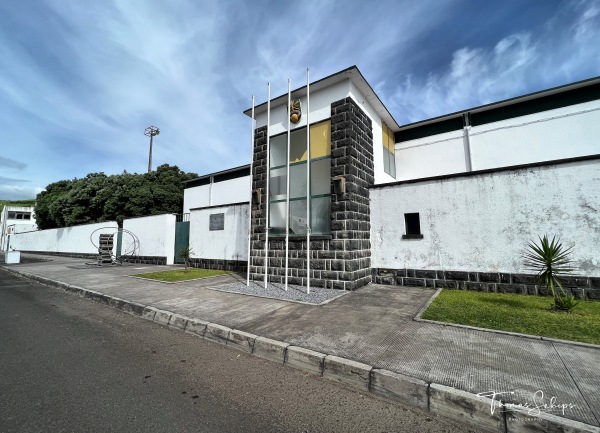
246;95;255;286
284;79;291;291
264;83;271;289
306;68;311;295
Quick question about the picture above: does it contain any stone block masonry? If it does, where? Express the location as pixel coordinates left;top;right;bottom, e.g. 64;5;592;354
248;97;374;290
373;268;600;300
189;258;246;272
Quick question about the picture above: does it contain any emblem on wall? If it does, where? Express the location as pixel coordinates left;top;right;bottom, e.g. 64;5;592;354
289;99;302;124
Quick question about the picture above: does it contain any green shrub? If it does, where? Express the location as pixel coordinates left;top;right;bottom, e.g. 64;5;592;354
524;235;578;312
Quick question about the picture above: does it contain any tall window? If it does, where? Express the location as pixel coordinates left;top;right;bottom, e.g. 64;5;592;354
382;122;396;178
269;120;331;236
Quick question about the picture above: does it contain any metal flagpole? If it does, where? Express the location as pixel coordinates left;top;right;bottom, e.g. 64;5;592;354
264;83;271;289
284;79;291;291
305;68;311;295
246;95;255;286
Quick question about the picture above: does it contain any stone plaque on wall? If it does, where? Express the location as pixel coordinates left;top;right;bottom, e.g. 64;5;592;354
209;213;224;231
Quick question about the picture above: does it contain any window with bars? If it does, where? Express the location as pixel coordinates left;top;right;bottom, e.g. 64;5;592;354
268;120;331;236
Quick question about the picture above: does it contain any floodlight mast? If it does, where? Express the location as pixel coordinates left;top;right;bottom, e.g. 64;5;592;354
144;126;160;173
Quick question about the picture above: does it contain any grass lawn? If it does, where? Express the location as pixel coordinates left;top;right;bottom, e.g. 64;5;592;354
133;268;232;283
421;290;600;345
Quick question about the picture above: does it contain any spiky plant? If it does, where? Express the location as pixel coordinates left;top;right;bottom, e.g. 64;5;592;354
177;246;193;272
524;235;578;311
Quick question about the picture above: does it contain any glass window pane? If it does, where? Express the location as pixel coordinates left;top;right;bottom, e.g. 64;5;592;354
289;199;307;235
390;153;396;178
310;158;331;196
290;162;307;199
382;122;389;150
310;120;331;159
269;167;287;201
270;134;287;167
269;201;286;235
383;148;390;174
311;196;331;234
290;128;307;163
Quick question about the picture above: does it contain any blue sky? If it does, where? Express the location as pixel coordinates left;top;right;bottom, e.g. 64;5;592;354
1;0;599;200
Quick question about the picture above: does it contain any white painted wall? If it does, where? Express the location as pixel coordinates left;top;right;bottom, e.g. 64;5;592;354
10;221;119;255
189;203;249;261
395;129;467;181
211;176;250;207
394;100;600;181
183;176;250;214
470;100;600;170
183;184;210;214
370;159;600;276
123;214;176;265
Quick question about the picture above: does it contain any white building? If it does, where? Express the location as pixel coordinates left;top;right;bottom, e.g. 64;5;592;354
9;66;600;297
181;66;599;294
1;205;37;251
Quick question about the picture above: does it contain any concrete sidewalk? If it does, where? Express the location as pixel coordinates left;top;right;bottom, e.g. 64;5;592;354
3;254;599;431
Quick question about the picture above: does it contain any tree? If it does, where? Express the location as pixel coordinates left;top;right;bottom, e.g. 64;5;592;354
34;164;197;229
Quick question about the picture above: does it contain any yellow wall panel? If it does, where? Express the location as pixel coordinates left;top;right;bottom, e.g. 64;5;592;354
310;120;331;159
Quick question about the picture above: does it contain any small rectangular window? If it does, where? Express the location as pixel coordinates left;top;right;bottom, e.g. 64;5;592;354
403;213;423;239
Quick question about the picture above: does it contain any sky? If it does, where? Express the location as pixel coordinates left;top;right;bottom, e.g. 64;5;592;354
1;0;599;200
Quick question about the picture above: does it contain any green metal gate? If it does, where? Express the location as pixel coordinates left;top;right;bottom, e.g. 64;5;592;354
174;220;190;264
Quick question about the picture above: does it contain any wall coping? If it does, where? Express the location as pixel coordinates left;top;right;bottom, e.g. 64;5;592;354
370;153;600;190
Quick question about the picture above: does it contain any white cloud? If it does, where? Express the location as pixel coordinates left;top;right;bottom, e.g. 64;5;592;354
389;1;600;124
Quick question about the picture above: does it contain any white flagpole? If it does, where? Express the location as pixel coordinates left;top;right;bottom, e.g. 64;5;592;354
246;95;255;286
284;79;291;291
306;68;311;295
264;83;271;289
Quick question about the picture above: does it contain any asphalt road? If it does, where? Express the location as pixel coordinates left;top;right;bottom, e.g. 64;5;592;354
0;270;479;433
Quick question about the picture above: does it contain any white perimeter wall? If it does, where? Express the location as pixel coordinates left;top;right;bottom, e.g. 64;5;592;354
371;159;600;276
123;214;176;265
395;100;600;181
189;203;249;261
11;221;119;255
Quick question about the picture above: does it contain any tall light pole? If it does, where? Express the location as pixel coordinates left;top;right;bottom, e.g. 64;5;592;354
144;126;160;173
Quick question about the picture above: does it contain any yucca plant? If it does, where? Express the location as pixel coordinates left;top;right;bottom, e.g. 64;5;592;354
177;246;193;272
524;235;578;311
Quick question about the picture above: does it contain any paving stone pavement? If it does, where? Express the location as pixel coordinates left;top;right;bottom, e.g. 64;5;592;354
3;254;599;428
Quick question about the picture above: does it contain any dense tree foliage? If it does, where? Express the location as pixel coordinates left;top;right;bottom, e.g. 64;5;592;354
35;164;197;229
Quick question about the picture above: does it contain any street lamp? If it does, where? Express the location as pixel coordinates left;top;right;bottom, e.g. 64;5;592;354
144;126;160;173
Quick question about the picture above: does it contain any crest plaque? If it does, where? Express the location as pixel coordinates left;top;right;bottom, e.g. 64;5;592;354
289;99;302;124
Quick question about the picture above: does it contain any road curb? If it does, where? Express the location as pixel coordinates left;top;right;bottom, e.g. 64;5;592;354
3;265;599;433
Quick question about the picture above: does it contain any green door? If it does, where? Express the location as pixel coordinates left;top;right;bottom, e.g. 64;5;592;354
174;221;190;264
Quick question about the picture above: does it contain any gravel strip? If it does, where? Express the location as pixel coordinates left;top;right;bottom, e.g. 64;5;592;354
208;280;349;305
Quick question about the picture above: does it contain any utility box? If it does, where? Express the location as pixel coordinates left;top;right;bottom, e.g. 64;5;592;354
5;251;21;264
